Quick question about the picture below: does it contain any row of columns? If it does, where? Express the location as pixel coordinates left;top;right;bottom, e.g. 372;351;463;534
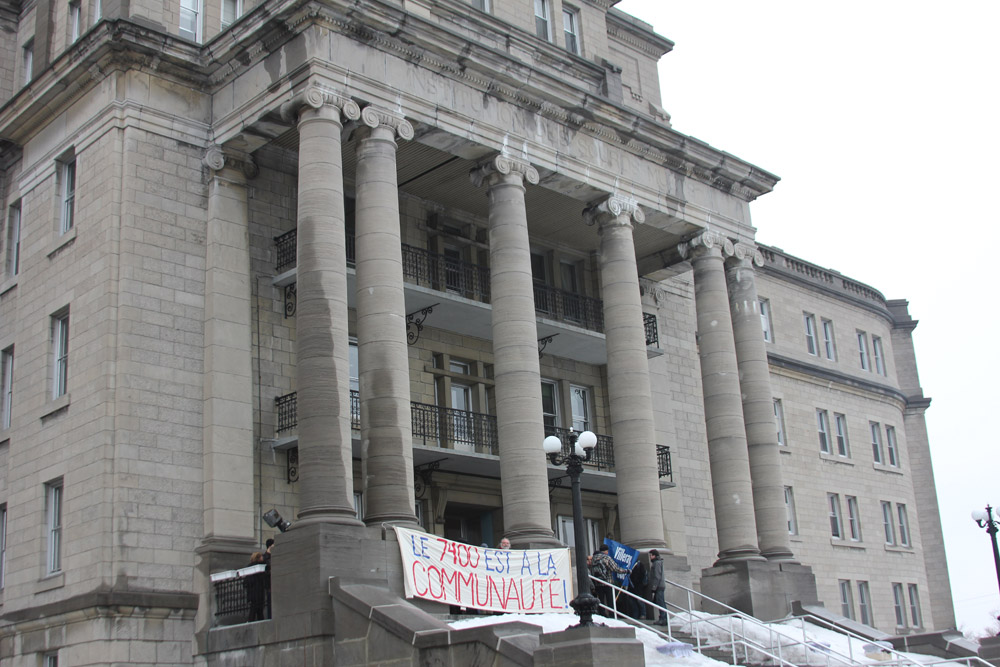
279;85;668;550
680;232;796;564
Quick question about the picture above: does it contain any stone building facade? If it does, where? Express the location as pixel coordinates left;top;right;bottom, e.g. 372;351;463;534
0;0;952;663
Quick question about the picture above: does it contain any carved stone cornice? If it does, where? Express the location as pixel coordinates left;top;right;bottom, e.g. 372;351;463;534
358;105;415;141
639;277;667;305
677;231;734;260
204;145;258;179
469;154;539;188
279;85;361;125
583;194;645;228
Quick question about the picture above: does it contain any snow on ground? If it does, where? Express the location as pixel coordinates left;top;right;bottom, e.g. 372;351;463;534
449;611;948;666
449;613;732;667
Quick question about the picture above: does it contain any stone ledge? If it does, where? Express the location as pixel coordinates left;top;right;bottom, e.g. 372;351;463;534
2;587;198;624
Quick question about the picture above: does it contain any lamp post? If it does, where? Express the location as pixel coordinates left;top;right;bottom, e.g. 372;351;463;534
543;429;601;627
972;505;1000;597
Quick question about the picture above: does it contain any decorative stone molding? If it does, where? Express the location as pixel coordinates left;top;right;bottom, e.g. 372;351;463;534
730;242;765;268
469;154;540;188
583;194;645;227
358;105;415;141
677;231;734;260
203;145;258;179
638;278;666;305
279;85;361;125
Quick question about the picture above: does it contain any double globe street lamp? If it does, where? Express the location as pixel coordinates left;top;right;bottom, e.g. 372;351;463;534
972;505;1000;597
543;429;601;627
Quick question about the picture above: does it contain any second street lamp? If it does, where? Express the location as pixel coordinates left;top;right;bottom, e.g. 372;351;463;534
543;429;601;627
972;504;1000;598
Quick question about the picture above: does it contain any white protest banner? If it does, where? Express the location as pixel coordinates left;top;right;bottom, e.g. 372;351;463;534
395;526;574;613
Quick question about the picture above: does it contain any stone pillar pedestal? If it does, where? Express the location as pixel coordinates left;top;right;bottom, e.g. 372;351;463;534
585;196;666;550
533;625;646;666
471;154;558;548
354;107;419;526
726;246;796;562
700;560;819;621
280;88;364;525
679;232;762;564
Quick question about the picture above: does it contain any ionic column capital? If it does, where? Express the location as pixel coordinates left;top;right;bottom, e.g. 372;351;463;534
583;195;646;228
726;242;765;269
357;105;414;140
470;153;539;188
280;85;361;125
204;145;258;179
677;231;734;260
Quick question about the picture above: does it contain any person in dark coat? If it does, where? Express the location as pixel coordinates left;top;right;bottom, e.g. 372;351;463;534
590;544;628;615
649;549;667;625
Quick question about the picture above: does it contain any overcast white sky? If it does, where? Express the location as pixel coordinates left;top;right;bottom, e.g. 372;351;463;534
614;0;1000;635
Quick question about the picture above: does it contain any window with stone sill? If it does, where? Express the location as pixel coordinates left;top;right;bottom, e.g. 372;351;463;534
834;413;850;457
22;40;33;86
534;0;551;41
51;310;70;400
1;346;12;430
759;298;773;342
784;486;798;535
562;6;580;54
470;0;490;12
57;156;76;235
897;503;911;547
881;500;895;546
179;0;202;41
857;330;871;371
822;318;836;360
46;479;64;574
69;1;81;41
886;425;900;467
804;313;818;355
0;504;6;590
892;582;906;627
846;495;862;541
816;409;831;453
839;579;855;620
907;583;922;627
221;0;242;28
873;335;887;376
870;421;884;464
774;398;786;446
6;201;21;277
828;492;843;539
858;581;872;626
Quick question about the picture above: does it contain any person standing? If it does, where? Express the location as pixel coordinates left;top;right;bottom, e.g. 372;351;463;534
649;549;667;625
591;544;628;615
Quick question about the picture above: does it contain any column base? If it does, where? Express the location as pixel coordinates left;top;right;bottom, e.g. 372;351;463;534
505;527;563;549
700;560;819;621
760;546;799;563
533;624;645;666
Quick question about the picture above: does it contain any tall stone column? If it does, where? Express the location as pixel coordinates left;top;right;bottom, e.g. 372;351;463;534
585;196;666;550
725;245;795;562
471;154;558;548
195;145;258;635
354;106;418;526
679;232;762;563
281;88;362;525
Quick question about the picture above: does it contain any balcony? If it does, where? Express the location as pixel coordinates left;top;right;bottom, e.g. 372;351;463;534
271;233;662;365
271;392;674;491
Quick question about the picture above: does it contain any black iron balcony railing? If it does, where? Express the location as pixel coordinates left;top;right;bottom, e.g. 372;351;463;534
533;283;604;333
211;564;270;623
274;229;297;274
410;401;499;455
273;392;673;480
644;312;659;347
402;245;491;303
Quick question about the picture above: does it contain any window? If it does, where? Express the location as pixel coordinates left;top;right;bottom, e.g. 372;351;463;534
46;480;63;574
562;7;579;54
44;653;58;667
570;385;590;431
828;493;843;539
817;409;831;453
6;201;20;277
858;581;872;625
179;0;202;41
886;425;899;467
52;312;70;399
870;421;884;464
821;319;836;360
22;40;33;86
1;347;12;430
541;380;559;428
857;331;870;370
872;335;886;376
839;580;855;620
92;0;101;23
533;0;550;40
774;399;786;446
556;515;600;553
847;496;862;541
897;504;910;547
784;486;798;535
221;0;242;27
70;1;81;40
760;298;773;342
907;584;922;627
834;413;850;457
892;582;906;627
470;0;489;10
58;158;76;234
353;492;363;521
804;313;817;355
0;504;6;589
881;500;895;545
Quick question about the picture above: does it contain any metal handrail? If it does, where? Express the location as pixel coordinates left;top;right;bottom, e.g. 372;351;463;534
401;245;491;303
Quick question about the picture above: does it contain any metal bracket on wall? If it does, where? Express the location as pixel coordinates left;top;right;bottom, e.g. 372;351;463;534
406;303;438;345
538;333;559;358
284;283;297;318
287;447;299;483
414;459;443;499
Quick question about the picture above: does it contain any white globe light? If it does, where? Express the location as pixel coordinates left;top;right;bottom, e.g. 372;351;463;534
578;430;598;450
972;509;989;523
574;442;585;457
543;435;563;454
